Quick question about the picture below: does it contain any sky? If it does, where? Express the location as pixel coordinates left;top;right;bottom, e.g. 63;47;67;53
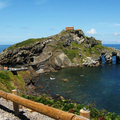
0;0;120;45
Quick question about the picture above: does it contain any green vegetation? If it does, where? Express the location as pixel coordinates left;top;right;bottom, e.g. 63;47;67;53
60;29;74;36
21;94;120;120
63;49;79;62
91;44;105;55
0;70;31;93
56;40;104;63
7;38;46;51
0;71;15;92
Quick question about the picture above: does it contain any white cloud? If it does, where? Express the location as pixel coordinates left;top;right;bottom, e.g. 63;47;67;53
0;0;7;9
36;0;47;5
86;29;97;35
113;33;120;36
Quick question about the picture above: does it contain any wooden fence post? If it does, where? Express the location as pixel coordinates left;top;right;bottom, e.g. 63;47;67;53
80;108;90;119
12;89;19;116
0;90;89;120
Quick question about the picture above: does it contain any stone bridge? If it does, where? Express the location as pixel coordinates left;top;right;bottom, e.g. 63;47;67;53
101;49;120;63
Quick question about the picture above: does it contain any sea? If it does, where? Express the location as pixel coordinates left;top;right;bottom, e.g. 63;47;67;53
1;44;120;114
0;45;11;53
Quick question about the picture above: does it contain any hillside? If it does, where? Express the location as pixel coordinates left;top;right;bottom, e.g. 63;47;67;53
0;70;30;93
0;29;120;72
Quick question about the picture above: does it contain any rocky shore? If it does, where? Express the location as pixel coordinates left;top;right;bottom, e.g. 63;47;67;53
1;29;120;73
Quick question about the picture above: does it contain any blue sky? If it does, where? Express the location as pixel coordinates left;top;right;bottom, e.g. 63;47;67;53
0;0;120;45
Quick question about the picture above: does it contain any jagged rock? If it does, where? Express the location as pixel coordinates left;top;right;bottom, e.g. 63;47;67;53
72;30;85;44
83;57;100;67
58;96;65;101
29;66;39;77
86;37;102;48
104;53;112;63
84;44;89;48
111;50;116;54
61;79;68;82
117;52;120;61
55;94;60;98
1;29;120;70
63;41;71;47
0;39;52;65
54;53;71;68
62;34;73;47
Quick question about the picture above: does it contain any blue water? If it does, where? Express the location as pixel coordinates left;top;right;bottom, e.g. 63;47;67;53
35;44;120;115
103;44;120;50
0;45;11;53
1;44;120;114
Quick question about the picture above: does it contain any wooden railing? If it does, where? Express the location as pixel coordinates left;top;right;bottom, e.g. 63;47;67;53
0;90;90;120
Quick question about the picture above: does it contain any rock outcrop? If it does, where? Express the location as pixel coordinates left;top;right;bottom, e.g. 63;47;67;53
1;29;120;72
83;57;100;67
0;40;53;65
54;52;71;68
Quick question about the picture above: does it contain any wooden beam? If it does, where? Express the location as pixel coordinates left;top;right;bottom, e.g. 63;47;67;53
12;90;19;116
0;90;89;120
80;109;90;119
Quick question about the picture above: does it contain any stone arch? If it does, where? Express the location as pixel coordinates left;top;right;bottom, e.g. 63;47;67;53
100;51;120;63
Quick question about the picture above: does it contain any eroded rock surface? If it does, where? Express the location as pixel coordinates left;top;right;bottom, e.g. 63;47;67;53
1;29;120;71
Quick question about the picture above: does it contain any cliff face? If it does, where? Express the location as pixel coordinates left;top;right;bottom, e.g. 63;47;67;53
0;29;120;72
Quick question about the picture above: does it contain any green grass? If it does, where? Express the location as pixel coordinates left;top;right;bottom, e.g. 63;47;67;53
63;49;79;62
47;44;56;49
7;38;46;51
0;71;32;93
0;71;15;92
15;74;24;84
90;44;105;55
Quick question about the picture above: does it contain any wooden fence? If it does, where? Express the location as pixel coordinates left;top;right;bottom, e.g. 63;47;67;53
0;90;90;120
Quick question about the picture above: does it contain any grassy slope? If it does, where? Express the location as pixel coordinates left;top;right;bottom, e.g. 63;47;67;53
6;38;47;51
0;70;31;93
56;41;108;64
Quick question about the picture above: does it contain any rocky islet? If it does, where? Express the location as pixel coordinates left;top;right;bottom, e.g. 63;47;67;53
0;29;120;71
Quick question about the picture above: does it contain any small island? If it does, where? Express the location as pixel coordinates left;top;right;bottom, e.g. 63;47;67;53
0;28;120;73
0;28;120;119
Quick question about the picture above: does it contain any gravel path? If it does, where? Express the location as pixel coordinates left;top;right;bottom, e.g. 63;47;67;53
0;98;55;120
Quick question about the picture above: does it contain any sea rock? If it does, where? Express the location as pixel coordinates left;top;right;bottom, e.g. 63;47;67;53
104;53;112;63
116;52;120;62
83;57;100;67
61;79;68;82
58;96;65;101
55;94;60;98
